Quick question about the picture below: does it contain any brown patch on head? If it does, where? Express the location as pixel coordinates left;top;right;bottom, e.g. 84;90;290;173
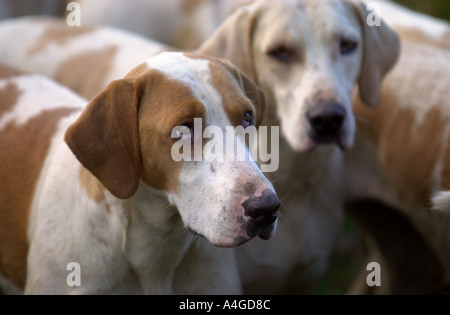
125;62;151;79
0;64;24;80
181;0;207;14
27;23;95;56
79;166;105;204
183;53;266;127
354;91;448;208
0;83;21;118
55;46;118;100
65;68;205;197
0;107;78;289
138;70;206;192
210;59;267;127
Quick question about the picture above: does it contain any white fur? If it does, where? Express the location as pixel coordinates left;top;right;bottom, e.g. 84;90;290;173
431;191;450;213
0;75;85;129
0;17;168;93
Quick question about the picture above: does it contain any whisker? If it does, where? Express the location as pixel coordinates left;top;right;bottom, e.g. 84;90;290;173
270;177;285;184
355;114;379;133
277;210;289;228
279;187;296;203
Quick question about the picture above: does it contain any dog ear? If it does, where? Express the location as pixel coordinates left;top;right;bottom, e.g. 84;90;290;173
351;1;401;107
65;79;142;199
198;5;259;82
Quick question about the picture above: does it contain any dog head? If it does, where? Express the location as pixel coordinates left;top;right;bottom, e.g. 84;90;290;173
200;0;400;152
65;52;279;247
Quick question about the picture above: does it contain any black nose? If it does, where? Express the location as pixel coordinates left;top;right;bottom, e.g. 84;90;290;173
307;103;346;142
242;189;280;226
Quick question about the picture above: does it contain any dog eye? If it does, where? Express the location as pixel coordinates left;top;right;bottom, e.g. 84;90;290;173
340;38;358;55
242;112;253;128
267;47;292;62
174;124;193;140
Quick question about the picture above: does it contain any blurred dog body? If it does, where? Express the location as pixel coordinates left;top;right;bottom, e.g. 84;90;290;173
77;0;253;49
346;41;450;294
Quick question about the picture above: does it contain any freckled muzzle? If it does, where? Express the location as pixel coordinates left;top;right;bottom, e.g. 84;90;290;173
242;189;280;240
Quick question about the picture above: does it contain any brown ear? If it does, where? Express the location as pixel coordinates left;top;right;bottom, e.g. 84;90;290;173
351;1;401;107
198;5;259;81
64;79;142;199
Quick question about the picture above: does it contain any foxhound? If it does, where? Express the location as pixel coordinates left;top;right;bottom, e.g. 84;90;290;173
0;0;400;293
0;52;279;294
76;0;253;49
346;41;450;294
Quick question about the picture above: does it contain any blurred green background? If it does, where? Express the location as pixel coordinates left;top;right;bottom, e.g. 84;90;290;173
396;0;450;20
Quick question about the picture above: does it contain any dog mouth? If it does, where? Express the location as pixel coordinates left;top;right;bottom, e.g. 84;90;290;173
307;133;348;152
186;221;276;247
246;221;276;241
187;227;206;239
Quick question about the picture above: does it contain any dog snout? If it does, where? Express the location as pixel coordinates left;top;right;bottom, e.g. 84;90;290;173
242;189;280;226
307;103;346;143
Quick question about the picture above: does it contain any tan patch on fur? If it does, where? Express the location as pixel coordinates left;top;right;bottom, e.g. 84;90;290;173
182;53;266;126
27;23;95;56
440;30;450;50
124;62;150;79
354;93;448;208
209;60;266;127
137;70;205;192
172;27;204;50
0;64;24;79
181;0;207;14
55;46;118;100
396;27;450;50
0;107;77;288
0;83;21;118
79;166;105;204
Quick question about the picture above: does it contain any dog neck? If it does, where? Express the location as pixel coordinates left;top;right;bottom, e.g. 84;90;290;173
122;183;192;294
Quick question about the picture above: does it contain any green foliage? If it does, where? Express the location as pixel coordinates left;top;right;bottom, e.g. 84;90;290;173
394;0;450;21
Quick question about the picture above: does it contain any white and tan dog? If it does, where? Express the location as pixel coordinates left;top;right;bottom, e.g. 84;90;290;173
346;41;450;294
200;0;399;293
360;0;450;50
76;0;253;49
0;0;400;293
0;52;279;294
0;17;170;100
